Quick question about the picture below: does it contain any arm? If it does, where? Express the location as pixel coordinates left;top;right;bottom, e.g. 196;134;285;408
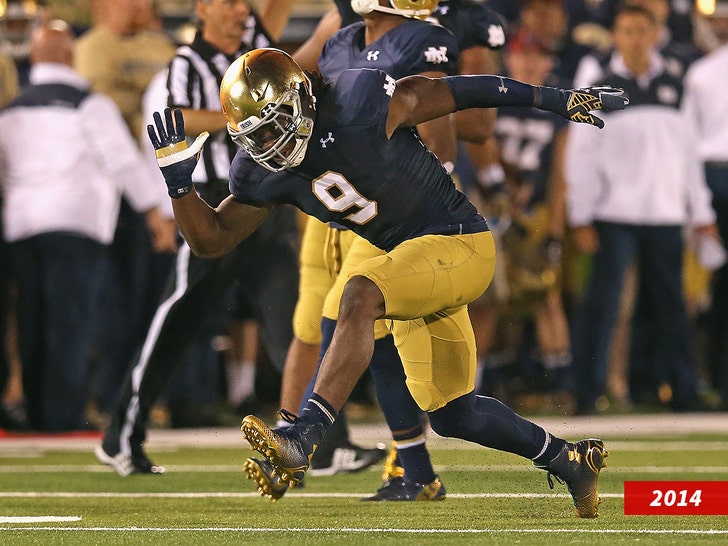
258;0;296;42
385;74;629;138
413;71;457;168
172;192;270;258
292;7;342;72
176;108;229;136
148;109;270;258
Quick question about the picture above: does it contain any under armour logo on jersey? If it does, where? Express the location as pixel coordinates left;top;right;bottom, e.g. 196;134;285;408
497;77;508;94
367;50;380;61
424;46;449;64
487;24;506;48
383;75;396;97
320;132;335;148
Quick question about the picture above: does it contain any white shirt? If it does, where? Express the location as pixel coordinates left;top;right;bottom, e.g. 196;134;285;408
0;63;161;243
682;43;728;162
565;56;715;228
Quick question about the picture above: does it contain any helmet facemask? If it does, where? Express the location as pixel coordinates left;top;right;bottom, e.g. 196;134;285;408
227;80;315;172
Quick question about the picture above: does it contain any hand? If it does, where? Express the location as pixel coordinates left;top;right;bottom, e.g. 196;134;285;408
572;225;599;254
147;108;209;198
144;207;178;253
535;85;629;129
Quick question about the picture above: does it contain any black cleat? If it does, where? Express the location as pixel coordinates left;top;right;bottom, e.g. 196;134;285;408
362;475;446;502
535;438;608;518
95;444;166;477
309;442;387;477
241;415;310;488
243;457;289;501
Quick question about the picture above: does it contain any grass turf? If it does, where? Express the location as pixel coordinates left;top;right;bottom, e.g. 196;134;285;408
1;432;727;545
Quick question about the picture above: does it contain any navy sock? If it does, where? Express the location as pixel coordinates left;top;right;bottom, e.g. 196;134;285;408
429;392;554;460
392;427;435;485
532;433;567;467
297;393;338;456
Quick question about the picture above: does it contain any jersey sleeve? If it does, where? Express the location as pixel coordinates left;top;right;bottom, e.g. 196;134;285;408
459;4;506;51
330;69;396;129
401;24;460;76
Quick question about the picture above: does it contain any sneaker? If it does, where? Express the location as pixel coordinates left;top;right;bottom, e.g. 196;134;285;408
535;438;607;518
243;457;289;501
380;442;405;482
362;475;446;501
240;415;310;487
309;442;387;477
94;444;166;477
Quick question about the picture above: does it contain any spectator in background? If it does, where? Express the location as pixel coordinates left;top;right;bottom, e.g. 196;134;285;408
516;0;601;83
565;4;719;414
0;20;169;431
74;0;178;423
480;29;573;408
683;0;728;410
0;48;20;430
573;0;702;88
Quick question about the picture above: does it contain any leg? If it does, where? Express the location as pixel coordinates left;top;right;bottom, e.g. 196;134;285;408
571;222;636;413
639;225;700;409
279;216;333;414
99;240;250;475
241;232;496;487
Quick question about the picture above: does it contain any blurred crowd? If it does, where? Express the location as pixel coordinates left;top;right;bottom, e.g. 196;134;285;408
0;0;727;433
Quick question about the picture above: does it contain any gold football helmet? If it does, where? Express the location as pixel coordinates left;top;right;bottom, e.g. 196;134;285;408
220;48;316;172
350;0;439;20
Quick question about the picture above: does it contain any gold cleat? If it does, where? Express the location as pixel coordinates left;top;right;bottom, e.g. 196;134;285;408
243;457;289;501
536;438;608;518
241;415;310;488
381;442;405;483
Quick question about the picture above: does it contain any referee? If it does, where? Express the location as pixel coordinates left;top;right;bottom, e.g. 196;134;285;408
96;0;299;475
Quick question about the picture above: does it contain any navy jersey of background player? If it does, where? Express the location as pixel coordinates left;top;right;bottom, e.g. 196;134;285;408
229;69;487;252
428;0;506;52
493;76;569;208
319;17;459;81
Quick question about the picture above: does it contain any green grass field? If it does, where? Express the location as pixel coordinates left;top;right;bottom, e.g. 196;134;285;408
1;415;728;545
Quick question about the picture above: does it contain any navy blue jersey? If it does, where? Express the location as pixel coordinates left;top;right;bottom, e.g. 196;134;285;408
229;69;487;252
429;0;506;51
319;18;459;80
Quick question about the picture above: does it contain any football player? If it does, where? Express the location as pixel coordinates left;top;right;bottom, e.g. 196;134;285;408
275;0;459;500
147;47;626;517
272;0;509;501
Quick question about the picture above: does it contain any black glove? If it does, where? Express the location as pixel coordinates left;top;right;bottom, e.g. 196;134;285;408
534;85;629;129
147;108;209;198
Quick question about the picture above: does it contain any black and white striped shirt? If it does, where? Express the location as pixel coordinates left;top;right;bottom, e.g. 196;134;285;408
166;15;272;188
